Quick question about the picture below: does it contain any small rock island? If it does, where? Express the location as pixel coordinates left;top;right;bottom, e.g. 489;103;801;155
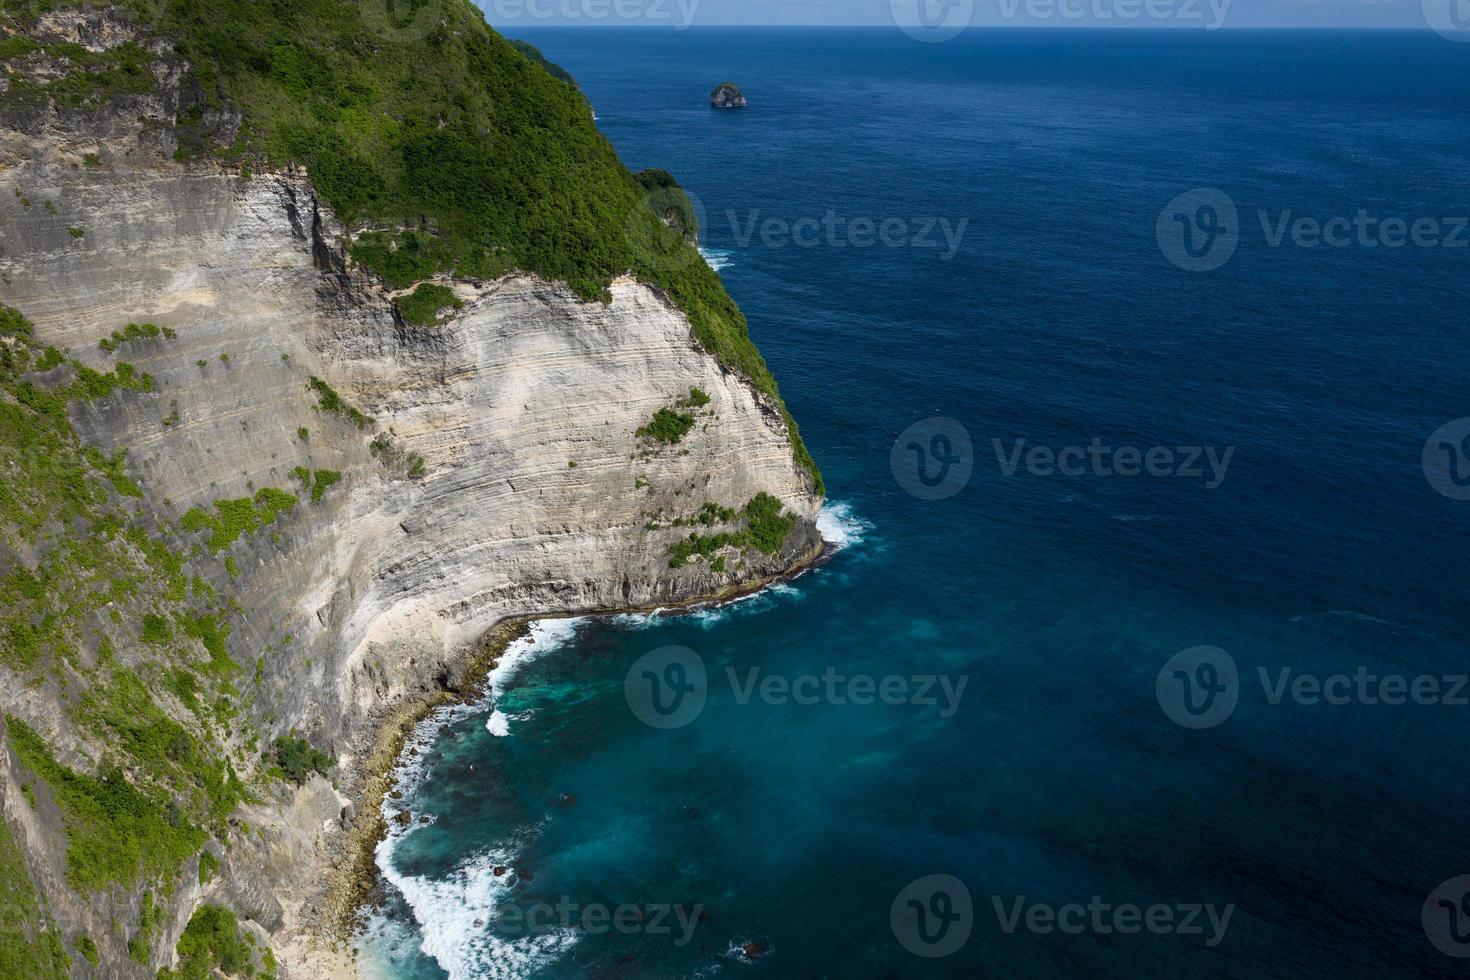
710;82;748;108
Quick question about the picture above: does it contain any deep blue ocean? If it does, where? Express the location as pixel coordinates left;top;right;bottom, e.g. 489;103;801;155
358;29;1470;979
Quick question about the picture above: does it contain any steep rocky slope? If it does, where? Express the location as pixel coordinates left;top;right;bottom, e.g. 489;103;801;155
0;6;823;977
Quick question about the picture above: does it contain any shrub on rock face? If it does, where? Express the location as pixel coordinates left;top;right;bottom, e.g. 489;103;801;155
396;282;463;327
637;407;696;445
273;737;331;785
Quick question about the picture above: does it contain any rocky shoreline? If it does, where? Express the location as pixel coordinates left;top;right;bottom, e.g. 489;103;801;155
295;534;831;975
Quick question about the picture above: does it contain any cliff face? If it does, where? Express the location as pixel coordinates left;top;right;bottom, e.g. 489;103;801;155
0;9;821;978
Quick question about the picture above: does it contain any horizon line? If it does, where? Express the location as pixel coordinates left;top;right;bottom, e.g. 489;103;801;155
496;24;1439;31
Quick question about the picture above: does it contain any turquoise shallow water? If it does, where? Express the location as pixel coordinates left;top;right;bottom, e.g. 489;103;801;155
359;28;1470;979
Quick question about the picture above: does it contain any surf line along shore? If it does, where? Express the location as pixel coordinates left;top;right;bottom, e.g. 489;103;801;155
302;532;834;965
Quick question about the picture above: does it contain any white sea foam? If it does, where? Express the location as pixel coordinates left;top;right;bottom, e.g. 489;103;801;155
367;503;871;975
700;247;734;271
609;608;667;629
369;617;589;978
482;617;586;737
817;500;870;550
355;907;431;980
374;838;575;980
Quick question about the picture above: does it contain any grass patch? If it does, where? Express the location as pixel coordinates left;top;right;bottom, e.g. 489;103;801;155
127;889;157;964
82;446;142;498
197;849;220;885
0;38;157;109
98;321;169;352
0;797;71;978
177;611;236;678
310;469;341;503
158;904;252;980
396;282;463;327
7;716;205;892
140;613;171;644
180;487;297;552
307;377;372;429
273;737;331;785
637;408;695;445
666;493;796;569
678;387;711;408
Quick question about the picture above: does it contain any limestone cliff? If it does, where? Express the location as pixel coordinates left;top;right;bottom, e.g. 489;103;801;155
0;7;822;978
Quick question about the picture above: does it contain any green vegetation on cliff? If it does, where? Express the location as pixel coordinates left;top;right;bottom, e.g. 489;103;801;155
396;282;463;327
158;903;267;980
272;736;331;785
181;488;298;553
508;38;578;88
0;306;250;901
8;717;205;892
0;0;820;491
638;407;696;445
667;492;799;569
0;798;71;979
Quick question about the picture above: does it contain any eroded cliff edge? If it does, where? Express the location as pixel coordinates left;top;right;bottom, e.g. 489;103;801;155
0;7;822;977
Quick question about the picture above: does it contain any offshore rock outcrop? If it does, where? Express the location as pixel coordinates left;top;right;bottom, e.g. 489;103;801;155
0;10;821;978
709;81;748;108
